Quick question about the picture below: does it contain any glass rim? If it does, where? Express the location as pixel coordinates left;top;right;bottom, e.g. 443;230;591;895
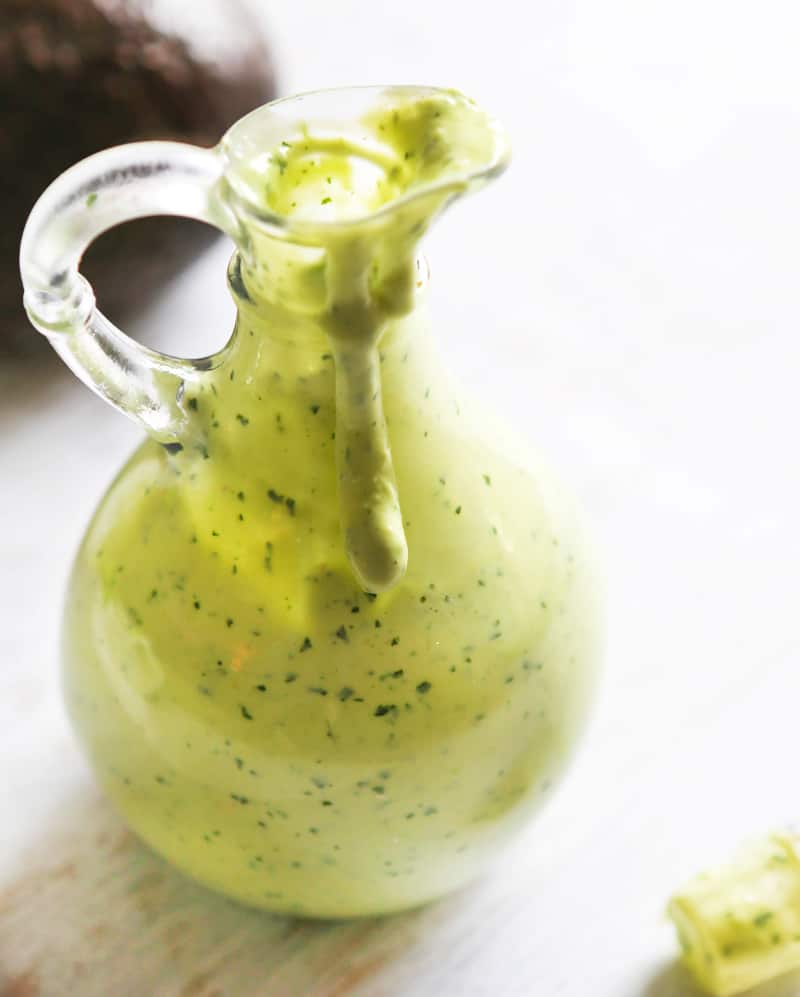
216;83;511;242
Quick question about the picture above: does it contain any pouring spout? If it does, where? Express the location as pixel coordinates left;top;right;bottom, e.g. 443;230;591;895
218;84;510;241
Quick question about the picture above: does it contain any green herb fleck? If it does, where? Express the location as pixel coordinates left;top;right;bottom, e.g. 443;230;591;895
240;705;253;720
267;488;296;515
86;192;98;207
416;681;432;694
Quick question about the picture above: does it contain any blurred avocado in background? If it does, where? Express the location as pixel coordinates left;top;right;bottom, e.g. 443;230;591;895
1;0;277;354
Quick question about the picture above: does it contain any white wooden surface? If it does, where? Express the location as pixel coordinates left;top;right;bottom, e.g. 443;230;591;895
3;2;800;994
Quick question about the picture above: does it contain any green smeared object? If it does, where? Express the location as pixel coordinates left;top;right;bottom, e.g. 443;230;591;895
669;832;800;996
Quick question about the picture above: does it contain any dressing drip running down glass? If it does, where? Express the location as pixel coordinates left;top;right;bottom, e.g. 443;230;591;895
20;86;603;917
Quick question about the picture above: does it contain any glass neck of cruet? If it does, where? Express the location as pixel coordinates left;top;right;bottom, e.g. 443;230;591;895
214;87;509;594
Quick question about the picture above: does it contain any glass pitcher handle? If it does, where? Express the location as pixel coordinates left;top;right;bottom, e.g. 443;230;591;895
19;142;242;445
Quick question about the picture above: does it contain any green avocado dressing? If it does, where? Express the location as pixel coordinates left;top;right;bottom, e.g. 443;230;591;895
61;88;603;917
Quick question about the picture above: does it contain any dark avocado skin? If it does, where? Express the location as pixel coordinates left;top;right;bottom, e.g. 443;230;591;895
1;0;277;353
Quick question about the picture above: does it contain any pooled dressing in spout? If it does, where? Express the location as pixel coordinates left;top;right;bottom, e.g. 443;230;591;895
226;89;504;591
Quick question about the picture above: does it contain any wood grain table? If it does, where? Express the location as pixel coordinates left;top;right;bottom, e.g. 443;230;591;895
3;2;800;994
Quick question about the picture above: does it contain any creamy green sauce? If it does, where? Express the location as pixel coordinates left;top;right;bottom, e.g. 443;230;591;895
62;89;602;917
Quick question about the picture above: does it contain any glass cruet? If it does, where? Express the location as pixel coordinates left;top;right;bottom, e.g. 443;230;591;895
19;85;603;918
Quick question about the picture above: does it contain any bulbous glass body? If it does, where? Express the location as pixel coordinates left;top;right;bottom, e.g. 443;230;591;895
63;289;602;917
